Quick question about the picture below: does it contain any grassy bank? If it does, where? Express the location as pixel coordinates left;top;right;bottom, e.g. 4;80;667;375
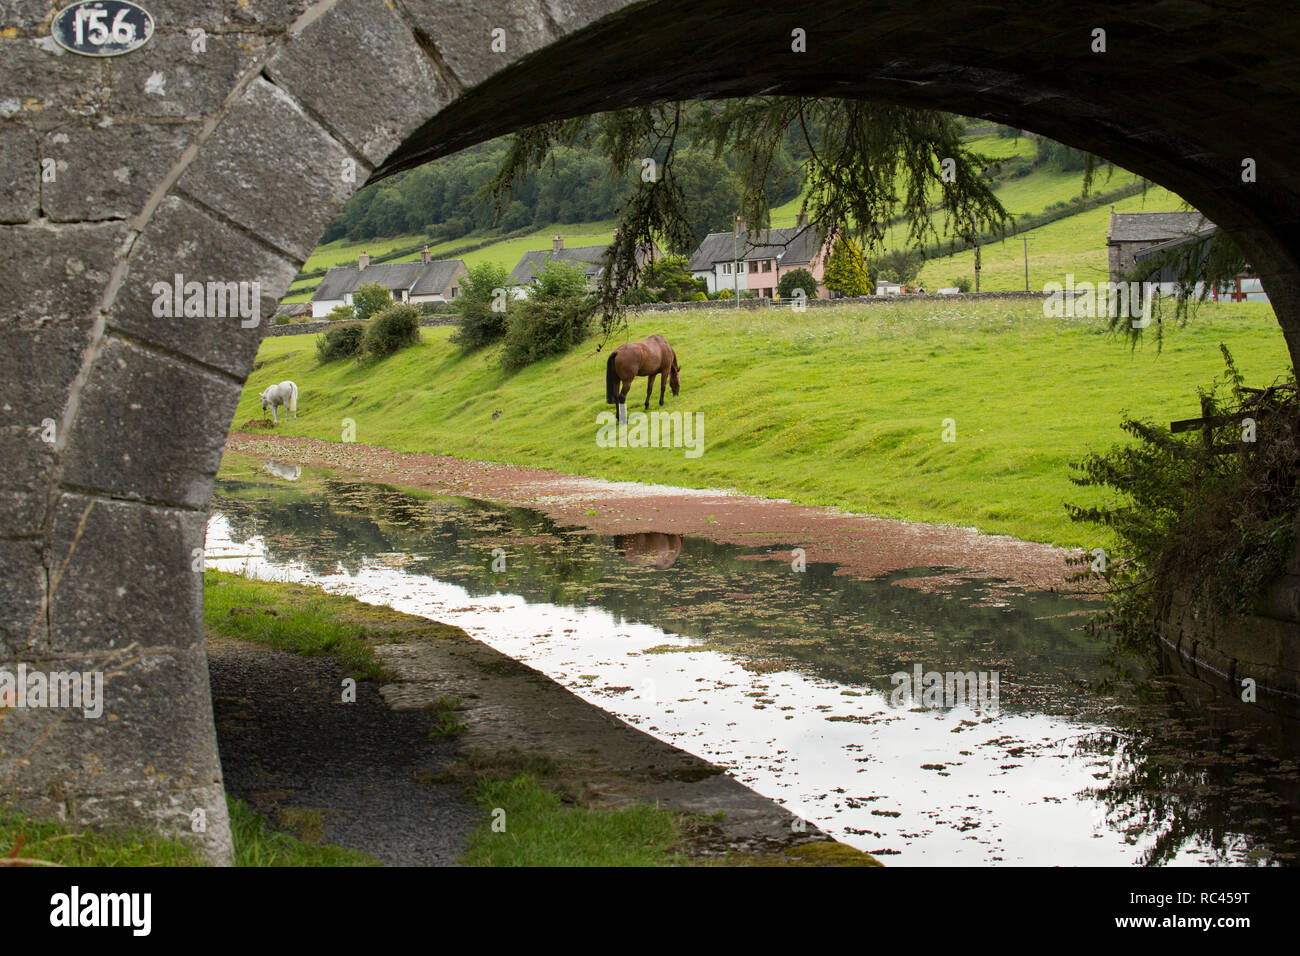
0;798;377;866
232;299;1290;547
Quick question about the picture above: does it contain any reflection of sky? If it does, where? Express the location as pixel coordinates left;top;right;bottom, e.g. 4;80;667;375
205;513;1235;866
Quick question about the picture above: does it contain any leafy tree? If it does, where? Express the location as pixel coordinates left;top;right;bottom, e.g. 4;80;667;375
639;254;704;301
498;199;532;231
777;267;818;299
500;259;593;371
352;282;393;323
675;150;744;251
451;262;512;351
869;249;924;285
823;237;873;297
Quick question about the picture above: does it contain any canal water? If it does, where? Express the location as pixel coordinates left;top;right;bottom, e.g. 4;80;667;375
205;462;1300;866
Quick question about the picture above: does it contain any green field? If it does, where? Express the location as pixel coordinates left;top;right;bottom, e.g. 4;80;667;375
232;299;1290;548
917;184;1182;291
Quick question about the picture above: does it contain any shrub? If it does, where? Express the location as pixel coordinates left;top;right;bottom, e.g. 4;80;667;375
1068;347;1300;664
326;304;355;322
623;286;660;306
868;248;923;285
777;268;818;300
950;276;973;293
499;259;593;372
823;237;873;296
451;262;512;351
316;322;365;362
273;313;290;326
690;291;708;301
362;304;421;359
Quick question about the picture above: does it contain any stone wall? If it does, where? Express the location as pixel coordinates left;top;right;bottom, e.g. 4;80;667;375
266;315;457;337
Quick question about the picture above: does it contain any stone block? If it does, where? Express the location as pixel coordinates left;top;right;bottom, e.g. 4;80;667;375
42;120;200;222
0;325;88;427
177;76;358;260
0;538;45;656
0;220;124;327
58;337;239;509
105;31;271;120
0;428;55;535
398;0;556;90
0;123;39;222
267;0;451;165
0;645;231;863
107;195;297;377
46;492;206;654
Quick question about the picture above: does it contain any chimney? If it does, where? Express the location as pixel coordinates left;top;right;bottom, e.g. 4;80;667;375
735;215;745;236
797;211;808;229
358;252;369;270
553;235;563;254
421;244;430;264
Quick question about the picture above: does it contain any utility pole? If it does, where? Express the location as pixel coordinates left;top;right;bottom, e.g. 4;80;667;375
1022;236;1030;291
974;240;981;293
734;214;741;309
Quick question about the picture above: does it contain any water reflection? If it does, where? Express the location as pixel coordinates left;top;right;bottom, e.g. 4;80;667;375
262;460;301;481
207;471;1300;865
614;532;683;569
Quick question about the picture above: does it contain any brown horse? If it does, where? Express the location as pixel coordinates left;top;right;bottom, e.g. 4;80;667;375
606;334;680;412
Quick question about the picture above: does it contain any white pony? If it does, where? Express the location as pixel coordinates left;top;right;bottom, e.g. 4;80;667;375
259;380;298;423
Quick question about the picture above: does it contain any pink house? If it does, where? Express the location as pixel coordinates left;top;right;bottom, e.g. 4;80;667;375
688;212;833;299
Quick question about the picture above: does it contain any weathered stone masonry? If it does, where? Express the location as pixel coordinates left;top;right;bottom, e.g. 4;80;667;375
2;1;1299;861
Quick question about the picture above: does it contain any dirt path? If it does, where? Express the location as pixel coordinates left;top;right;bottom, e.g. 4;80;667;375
209;635;478;865
225;432;1085;594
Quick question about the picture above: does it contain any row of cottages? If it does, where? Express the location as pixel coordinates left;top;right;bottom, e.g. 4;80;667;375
688;214;833;299
1106;210;1269;302
309;246;467;318
507;234;657;296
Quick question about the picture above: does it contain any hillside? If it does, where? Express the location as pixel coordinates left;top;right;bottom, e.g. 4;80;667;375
282;129;1179;304
233;299;1287;548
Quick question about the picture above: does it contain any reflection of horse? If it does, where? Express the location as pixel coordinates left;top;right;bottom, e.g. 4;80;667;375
262;460;301;481
614;532;683;570
260;380;298;423
606;334;679;414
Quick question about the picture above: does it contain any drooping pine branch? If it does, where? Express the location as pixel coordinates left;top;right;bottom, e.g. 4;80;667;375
482;97;1012;336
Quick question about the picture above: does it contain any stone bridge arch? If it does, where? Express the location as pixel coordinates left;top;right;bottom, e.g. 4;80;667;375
2;0;1296;862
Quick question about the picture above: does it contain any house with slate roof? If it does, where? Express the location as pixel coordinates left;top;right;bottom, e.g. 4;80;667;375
688;213;832;298
310;246;467;318
1107;210;1268;301
507;235;657;296
1107;211;1215;283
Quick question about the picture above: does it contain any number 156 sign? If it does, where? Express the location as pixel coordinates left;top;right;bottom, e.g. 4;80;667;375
51;1;154;57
